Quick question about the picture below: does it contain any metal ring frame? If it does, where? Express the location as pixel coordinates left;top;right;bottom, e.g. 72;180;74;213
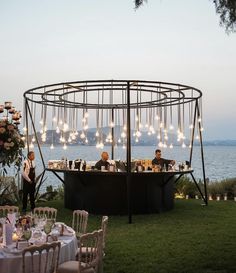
24;80;207;223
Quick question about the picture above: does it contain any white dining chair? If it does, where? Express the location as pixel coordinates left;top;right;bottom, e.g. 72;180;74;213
22;241;61;273
57;229;103;273
34;207;57;221
0;205;19;217
72;210;88;239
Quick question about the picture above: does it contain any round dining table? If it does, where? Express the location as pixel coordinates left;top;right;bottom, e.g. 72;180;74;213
0;224;78;273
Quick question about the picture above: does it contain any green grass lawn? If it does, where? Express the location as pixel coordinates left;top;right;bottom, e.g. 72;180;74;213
39;199;236;273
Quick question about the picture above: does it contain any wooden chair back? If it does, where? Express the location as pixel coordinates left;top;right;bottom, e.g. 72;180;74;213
22;241;61;273
78;229;103;273
34;207;57;221
0;205;19;217
72;210;88;238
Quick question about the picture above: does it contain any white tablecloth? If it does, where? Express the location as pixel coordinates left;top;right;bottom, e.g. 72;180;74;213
0;230;77;273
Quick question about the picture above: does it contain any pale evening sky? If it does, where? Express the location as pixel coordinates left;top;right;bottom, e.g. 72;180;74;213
0;0;236;140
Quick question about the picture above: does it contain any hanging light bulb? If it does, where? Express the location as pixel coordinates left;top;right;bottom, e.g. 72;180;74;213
63;143;67;150
121;131;126;138
82;117;86;123
100;142;104;149
63;123;69;132
32;136;36;143
29;142;34;149
23;126;27;132
84;112;89;118
200;127;204;132
53;117;57;122
169;143;173;149
21;136;26;141
39;119;43;125
71;134;76;140
155;115;159;120
84;124;89;131
196;135;199;140
68;137;72;143
147;131;151;136
24;143;28;149
110;121;114;127
158;141;163;148
164;134;168;140
189;144;192;148
40;129;43;134
75;131;79;136
133;132;136;137
145;123;148;128
182;142;186;148
118;138;121;143
135;115;139;122
80;131;85;139
136;131;142;137
85;138;88;143
50;143;54;149
59;119;63;125
169;124;174;130
95;131;99;137
123;125;127;131
56;126;60;134
160;122;163;128
198;117;201;122
135;137;139;143
163;142;167;148
122;144;126;149
189;124;194;129
96;142;100;148
105;138;109;143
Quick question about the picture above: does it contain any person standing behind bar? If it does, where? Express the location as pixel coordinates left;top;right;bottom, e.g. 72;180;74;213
22;151;36;213
152;149;175;169
95;151;110;170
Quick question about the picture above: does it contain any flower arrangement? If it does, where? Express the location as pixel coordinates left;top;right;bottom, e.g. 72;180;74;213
0;102;25;173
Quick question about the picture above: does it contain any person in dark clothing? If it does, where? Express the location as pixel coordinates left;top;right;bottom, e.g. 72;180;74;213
95;151;110;170
22;151;36;214
152;149;175;169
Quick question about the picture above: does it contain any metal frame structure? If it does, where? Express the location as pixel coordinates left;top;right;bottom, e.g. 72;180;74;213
23;80;208;223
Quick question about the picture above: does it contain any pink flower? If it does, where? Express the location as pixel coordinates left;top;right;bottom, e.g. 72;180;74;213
0;127;6;134
7;125;14;131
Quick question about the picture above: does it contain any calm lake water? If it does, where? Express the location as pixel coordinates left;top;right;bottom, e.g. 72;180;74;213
28;145;236;192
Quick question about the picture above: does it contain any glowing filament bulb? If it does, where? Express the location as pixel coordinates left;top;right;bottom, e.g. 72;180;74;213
63;143;67;150
135;138;139;143
169;124;174;130
169;143;173;149
200;127;204;132
85;138;88;143
29;142;34;149
136;131;141;137
121;132;126;138
53;117;57;122
122;144;126;149
23;126;27;132
32;136;36;143
56;126;60;134
68;137;72;143
155;115;159;120
95;131;99;137
189;124;194;129
118;138;121;143
80;132;85;139
84;112;89;118
63;123;69;132
84;124;89;131
39;119;43;125
182;142;186;148
50;144;54;149
198;117;201;122
110;121;114;127
100;142;104;149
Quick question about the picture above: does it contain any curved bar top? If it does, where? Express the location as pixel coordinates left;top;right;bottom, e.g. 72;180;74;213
46;168;193;215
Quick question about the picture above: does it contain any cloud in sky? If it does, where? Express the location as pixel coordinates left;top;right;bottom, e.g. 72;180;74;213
0;0;236;140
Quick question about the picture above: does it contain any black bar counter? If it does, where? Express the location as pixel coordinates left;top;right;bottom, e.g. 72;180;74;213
46;169;193;215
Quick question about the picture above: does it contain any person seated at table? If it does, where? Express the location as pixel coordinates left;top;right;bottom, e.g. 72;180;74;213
152;149;175;170
94;151;110;170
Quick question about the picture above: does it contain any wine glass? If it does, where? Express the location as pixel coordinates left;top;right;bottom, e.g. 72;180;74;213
23;228;32;242
44;222;52;235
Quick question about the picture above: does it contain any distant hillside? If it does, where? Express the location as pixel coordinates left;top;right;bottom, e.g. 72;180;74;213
28;127;236;146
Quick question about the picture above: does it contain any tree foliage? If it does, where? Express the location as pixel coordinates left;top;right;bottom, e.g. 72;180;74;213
134;0;236;33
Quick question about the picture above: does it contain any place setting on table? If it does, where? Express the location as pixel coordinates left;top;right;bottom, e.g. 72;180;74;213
0;210;77;273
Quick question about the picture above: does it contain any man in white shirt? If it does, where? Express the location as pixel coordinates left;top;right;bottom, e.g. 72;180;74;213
22;151;36;214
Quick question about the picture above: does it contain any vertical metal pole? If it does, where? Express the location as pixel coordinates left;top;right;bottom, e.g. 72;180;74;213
26;100;46;169
196;100;208;205
111;108;114;160
189;100;197;166
126;81;132;224
25;98;30;154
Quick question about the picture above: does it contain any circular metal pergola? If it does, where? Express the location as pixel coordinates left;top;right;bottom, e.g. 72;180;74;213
23;80;207;222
